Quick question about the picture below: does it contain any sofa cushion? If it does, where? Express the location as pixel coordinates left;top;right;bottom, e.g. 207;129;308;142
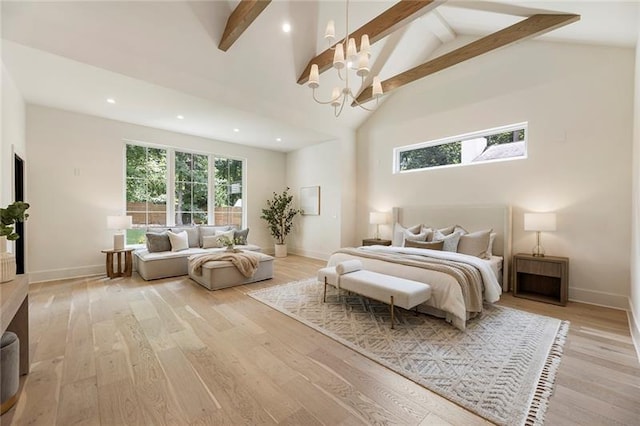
167;230;189;252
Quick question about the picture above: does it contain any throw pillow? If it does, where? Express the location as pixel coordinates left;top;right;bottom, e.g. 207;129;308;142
171;227;199;248
457;229;492;258
167;230;189;252
432;229;463;252
403;239;444;250
198;225;231;247
146;232;171;253
202;235;220;249
392;223;422;246
487;232;497;258
234;228;250;245
214;229;236;247
403;229;429;244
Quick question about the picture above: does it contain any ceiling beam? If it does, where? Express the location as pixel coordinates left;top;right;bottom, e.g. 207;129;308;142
297;0;443;85
218;0;271;52
353;13;580;105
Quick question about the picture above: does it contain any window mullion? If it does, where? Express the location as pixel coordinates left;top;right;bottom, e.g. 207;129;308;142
208;154;215;225
167;149;175;226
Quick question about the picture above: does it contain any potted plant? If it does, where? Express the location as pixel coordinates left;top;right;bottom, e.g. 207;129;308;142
0;201;30;283
260;188;300;257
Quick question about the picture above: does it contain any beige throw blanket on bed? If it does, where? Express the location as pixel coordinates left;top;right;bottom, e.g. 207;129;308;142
335;248;484;313
189;251;261;278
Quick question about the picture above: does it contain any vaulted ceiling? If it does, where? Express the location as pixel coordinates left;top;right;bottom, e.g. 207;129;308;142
2;1;638;152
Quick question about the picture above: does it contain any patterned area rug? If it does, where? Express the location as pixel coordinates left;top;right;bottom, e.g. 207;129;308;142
248;279;569;426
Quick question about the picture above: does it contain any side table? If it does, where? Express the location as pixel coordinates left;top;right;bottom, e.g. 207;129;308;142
362;239;392;247
101;248;134;278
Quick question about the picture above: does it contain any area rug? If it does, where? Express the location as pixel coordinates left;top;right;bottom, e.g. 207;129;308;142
248;278;569;426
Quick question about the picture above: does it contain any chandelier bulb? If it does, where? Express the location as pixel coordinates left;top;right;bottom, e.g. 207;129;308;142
333;43;345;69
360;34;370;56
347;38;358;62
356;52;369;77
372;76;383;97
325;20;335;40
331;87;342;107
308;64;320;89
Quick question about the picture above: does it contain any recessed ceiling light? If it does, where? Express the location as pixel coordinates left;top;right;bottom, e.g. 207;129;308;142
233;128;240;132
276;137;282;142
282;22;291;33
176;115;184;120
106;98;116;104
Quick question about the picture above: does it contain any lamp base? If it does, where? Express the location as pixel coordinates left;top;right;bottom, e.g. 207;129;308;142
113;233;125;251
531;244;545;257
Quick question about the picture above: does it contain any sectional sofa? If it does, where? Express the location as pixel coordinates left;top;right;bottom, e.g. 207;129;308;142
134;225;261;280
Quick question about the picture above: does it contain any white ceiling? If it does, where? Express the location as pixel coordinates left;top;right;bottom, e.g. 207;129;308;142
2;1;638;152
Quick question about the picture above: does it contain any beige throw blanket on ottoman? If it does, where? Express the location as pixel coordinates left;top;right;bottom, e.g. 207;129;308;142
189;251;261;278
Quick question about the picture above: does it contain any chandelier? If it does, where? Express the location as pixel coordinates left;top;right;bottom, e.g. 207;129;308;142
306;0;383;117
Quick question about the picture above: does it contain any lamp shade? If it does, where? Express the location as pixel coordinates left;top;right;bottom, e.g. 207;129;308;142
369;212;388;225
524;213;556;232
107;215;132;230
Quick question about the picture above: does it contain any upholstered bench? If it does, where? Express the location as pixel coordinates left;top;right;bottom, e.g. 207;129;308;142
188;252;274;291
318;260;432;329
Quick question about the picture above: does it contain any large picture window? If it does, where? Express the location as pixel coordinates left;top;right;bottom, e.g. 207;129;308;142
124;143;244;243
175;152;208;225
214;157;243;228
126;145;167;242
395;123;527;173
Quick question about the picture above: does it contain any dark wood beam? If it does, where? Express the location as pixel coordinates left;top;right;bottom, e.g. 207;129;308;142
218;0;271;52
353;13;580;105
297;0;442;85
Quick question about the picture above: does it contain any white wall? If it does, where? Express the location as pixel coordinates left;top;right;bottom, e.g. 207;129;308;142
630;17;640;356
357;40;635;309
1;62;26;207
26;105;286;282
286;132;357;260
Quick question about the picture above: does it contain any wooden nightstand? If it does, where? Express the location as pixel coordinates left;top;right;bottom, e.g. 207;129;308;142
512;253;569;306
362;239;392;247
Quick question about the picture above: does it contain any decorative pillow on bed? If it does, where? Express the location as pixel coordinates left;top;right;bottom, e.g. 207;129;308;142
392;223;422;246
437;225;455;236
404;239;444;250
487;232;497;257
432;229;463;252
403;229;429;244
457;229;492;258
167;230;189;252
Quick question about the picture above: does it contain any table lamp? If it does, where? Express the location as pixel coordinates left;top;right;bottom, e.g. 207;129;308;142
107;215;132;250
369;212;389;240
524;212;556;257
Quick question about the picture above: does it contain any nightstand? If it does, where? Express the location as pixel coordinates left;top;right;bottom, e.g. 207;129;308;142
512;253;569;306
362;238;392;247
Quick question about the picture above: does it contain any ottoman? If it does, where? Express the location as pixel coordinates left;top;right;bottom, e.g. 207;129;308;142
189;252;274;290
1;332;19;415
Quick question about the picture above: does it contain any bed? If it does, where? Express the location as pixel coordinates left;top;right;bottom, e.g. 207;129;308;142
327;205;512;330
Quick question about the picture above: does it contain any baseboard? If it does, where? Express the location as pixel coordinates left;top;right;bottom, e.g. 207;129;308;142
288;247;330;261
568;287;628;310
29;265;104;283
628;297;640;363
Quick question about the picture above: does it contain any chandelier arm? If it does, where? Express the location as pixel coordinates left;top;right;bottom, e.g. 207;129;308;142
334;93;348;117
349;91;380;112
312;88;342;105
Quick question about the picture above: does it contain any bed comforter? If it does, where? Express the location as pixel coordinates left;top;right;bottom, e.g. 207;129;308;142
327;246;502;330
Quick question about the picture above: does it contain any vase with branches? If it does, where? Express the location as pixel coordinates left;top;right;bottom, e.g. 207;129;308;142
260;188;300;257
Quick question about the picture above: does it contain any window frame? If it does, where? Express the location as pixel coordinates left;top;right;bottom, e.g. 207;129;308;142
123;140;246;230
393;122;528;174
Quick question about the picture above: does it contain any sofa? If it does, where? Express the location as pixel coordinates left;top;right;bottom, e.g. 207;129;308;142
134;225;261;280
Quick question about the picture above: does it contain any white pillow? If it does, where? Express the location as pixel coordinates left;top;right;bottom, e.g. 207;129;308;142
404;230;429;244
487;232;497;258
432;229;463;252
392;223;422;246
215;229;236;246
167;230;189;252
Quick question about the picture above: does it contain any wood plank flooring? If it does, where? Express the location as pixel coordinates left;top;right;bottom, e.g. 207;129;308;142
2;255;638;425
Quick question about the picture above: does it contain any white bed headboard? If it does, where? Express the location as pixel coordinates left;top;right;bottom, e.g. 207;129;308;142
392;205;512;291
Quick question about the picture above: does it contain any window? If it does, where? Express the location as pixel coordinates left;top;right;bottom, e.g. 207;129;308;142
175;152;208;225
394;122;527;173
214;157;243;228
124;143;245;243
126;145;167;243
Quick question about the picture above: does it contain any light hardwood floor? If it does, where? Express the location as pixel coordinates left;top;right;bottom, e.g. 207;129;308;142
2;255;639;425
